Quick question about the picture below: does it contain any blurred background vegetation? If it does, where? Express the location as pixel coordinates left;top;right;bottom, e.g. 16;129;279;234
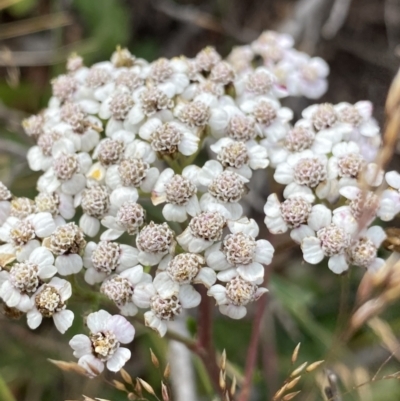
1;0;400;400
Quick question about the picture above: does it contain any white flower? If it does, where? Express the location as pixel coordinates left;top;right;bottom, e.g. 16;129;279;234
139;118;199;156
240;97;292;142
235;66;288;100
133;273;201;337
210;138;269;179
69;310;135;376
286;55;329;99
264;192;321;240
157;253;217;289
378;171;400;221
43;222;86;276
101;265;151;316
151;166;201;222
205;218;274;283
177;211;226;253
145;57;189;96
0;212;56;261
300;205;358;274
335;101;380;140
34;192;75;222
347;226;386;272
198;160;248;220
0;182;11;226
100;187;145;240
37;147;92;196
0;247;57;312
273;150;328;196
261;119;335;167
83;240;139;285
208;276;268;319
26;277;74;334
136;222;176;266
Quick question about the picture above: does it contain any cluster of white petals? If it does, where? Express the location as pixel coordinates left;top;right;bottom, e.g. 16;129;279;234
0;29;398;379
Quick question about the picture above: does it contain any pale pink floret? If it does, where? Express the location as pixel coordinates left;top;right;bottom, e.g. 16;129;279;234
69;310;135;377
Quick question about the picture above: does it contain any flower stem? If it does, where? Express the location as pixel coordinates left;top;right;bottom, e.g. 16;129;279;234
0;375;16;401
196;286;222;396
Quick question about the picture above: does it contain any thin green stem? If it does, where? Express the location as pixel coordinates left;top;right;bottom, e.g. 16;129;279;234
0;375;16;401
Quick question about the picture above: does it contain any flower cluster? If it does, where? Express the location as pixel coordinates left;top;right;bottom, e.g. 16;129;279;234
0;29;398;378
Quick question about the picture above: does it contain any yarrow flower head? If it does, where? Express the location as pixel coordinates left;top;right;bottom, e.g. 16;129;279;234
69;310;135;376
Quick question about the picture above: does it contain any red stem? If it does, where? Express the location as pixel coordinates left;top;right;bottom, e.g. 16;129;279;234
237;292;268;401
196;285;221;395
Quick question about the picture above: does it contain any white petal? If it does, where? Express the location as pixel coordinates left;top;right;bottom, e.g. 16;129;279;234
290;225;315;244
61;174;86;195
366;226;386;248
254;240;274;265
193;267;217;288
301;237;324;264
328;254;348;274
133;284;155;308
27;309;43;329
120;264;143;285
206;248;231;271
30;212;56;238
69;334;92;358
29;246;54;267
119;245;139;268
87;309;111;333
84;268;107;285
107;347;131;372
179;285;201;308
162;203;187;223
106;315;135;343
56;254;83;275
80;214;100;237
386;171;400;189
78;354;104;377
219;304;247;319
144;311;167;337
307;205;331;231
153;272;179;298
53;309;74;333
274;163;294;184
237;262;264;282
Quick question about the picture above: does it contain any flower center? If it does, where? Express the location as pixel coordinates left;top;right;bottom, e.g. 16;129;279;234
35;285;65;317
217;142;249;169
189;212;225;240
116;201;145;235
91;241;121;274
165;175;197;205
167;253;202;284
317;224;350;256
280;197;312;228
53;153;78;181
293;157;327;188
226;276;257;306
223;232;257;265
150;294;182;320
208;170;246;202
136;222;174;254
10;262;39;293
90;331;120;361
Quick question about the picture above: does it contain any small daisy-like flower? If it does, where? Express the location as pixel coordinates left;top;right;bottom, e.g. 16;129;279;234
151;166;200;223
27;131;64;172
177;95;212;129
240;97;293;142
210;61;236;86
158;253;216;288
52;74;77;102
274;150;328;196
195;46;221;73
206;218;274;283
300;205;358;274
146;57;189;96
22;114;44;139
208;276;268;319
101;265;150;316
133;273;201;337
43;222;86;275
0;247;57;312
177;211;226;253
101;187;145;240
136;222;175;266
75;185;110;237
127;87;174;127
339;186;381;223
262;120;335;168
236;66;287;99
0;181;12;226
198;160;248;220
37;148;92;196
264;192;318;237
83;240;139;285
210;138;269;179
139;118;199;156
69;310;135;376
27;277;74;334
286;55;329;99
35;192;75;221
336;101;380;140
347;226;386;272
106;157;159;194
0;212;56;261
373;172;400;222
